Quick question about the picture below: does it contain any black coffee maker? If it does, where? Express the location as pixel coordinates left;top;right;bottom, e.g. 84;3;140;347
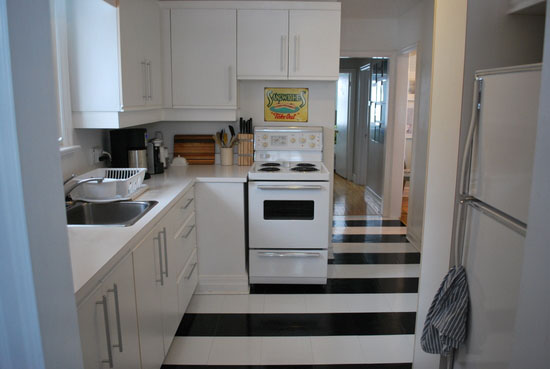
109;128;151;178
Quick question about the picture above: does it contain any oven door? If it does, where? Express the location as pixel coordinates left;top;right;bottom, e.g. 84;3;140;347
248;181;329;250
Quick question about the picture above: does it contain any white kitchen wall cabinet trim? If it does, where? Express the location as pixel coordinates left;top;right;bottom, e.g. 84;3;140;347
237;8;341;80
67;0;163;129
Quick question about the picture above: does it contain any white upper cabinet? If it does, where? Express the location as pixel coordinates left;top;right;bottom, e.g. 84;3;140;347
237;7;341;81
67;0;163;128
288;10;341;80
171;8;237;108
237;10;289;79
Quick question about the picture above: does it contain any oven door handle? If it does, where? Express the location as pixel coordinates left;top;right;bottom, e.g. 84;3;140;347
258;252;322;258
257;185;324;190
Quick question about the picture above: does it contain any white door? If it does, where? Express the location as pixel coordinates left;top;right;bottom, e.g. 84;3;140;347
335;72;352;178
288;10;340;80
133;225;165;369
171;8;237;108
237;9;288;79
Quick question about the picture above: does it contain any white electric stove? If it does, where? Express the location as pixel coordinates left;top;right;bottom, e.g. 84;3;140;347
248;126;330;285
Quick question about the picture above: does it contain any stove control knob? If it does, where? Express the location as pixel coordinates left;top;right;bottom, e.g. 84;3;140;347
262;142;268;147
300;138;306;143
310;135;316;140
263;134;268;139
309;143;316;148
290;138;296;143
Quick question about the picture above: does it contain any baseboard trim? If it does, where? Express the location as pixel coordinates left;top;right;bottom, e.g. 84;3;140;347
406;232;421;252
197;275;249;294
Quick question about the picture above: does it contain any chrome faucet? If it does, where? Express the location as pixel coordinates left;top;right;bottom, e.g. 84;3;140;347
64;177;105;198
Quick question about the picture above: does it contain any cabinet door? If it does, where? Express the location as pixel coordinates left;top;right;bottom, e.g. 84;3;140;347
237;10;288;79
133;226;165;369
171;8;237;108
102;256;141;369
141;0;163;107
159;225;180;352
288;10;341;80
78;286;108;369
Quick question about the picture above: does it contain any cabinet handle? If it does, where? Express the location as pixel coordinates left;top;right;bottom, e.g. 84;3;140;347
147;60;152;101
154;234;164;286
258;252;322;258
185;262;197;280
182;224;195;239
181;198;194;210
295;35;300;72
141;60;147;101
280;35;286;72
96;296;114;368
162;227;168;278
107;284;123;353
228;65;233;102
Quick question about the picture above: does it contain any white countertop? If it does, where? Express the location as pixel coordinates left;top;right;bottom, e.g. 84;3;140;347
68;165;250;303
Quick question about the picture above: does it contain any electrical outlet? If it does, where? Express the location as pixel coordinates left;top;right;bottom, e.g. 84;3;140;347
91;146;102;165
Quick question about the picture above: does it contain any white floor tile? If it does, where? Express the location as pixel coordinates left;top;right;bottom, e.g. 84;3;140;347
163;337;213;365
207;337;262;365
187;294;226;313
386;293;419;312
260;337;314;365
222;294;265;313
311;336;364;364
264;294;307;313
358;335;415;363
332;242;419;253
328;264;420;279
332;227;408;235
304;294;351;313
344;294;393;312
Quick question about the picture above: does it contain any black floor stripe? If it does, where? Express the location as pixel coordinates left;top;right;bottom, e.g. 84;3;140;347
162;364;412;369
328;253;421;265
176;312;416;337
249;278;418;294
333;220;406;227
332;234;409;243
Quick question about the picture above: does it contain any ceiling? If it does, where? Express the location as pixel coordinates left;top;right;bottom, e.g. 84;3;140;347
340;0;423;19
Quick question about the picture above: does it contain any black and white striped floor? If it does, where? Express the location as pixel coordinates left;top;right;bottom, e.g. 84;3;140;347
162;215;420;369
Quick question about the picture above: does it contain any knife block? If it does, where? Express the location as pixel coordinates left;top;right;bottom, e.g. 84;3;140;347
237;134;253;166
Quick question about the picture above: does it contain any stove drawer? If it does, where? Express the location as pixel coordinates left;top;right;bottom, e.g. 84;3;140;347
249;249;328;284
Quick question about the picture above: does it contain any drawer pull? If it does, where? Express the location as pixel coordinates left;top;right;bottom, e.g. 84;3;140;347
185;262;197;279
258;252;322;258
154;234;164;286
181;198;194;210
162;227;168;278
182;224;195;239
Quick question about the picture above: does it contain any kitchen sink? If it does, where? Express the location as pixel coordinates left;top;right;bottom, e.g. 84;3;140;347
66;201;158;227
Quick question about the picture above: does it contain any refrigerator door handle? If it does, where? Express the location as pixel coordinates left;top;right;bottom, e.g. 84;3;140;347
460;196;527;237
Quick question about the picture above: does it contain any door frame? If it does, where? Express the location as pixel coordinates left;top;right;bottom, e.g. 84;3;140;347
341;50;398;217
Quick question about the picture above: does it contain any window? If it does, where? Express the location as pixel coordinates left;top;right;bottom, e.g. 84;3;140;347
50;0;74;150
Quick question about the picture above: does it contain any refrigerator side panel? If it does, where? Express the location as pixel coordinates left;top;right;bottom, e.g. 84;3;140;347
470;69;541;223
454;209;525;369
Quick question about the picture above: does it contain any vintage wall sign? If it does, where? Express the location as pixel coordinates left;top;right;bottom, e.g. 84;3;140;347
264;88;309;122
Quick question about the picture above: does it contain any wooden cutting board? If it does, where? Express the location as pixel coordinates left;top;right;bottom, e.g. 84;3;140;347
174;135;215;165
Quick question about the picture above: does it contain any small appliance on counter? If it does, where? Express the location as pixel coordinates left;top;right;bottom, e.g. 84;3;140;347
110;128;151;179
248;126;330;285
147;138;165;175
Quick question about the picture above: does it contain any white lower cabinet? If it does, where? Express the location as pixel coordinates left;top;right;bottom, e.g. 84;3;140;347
77;256;141;369
78;186;199;369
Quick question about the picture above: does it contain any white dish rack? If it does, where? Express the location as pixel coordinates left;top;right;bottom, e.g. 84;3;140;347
70;168;147;202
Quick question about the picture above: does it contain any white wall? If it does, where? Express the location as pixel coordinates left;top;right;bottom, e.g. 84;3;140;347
341;18;399;53
511;3;550;365
60;129;107;179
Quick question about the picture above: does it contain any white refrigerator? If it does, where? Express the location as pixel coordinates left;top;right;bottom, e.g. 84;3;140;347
453;64;541;368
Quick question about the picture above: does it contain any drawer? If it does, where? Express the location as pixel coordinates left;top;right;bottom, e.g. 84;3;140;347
172;187;195;228
173;213;197;277
177;249;198;316
249;249;328;284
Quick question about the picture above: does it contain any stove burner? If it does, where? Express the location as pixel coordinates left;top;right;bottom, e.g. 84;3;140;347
261;162;281;167
259;167;281;172
291;166;319;172
295;163;316;167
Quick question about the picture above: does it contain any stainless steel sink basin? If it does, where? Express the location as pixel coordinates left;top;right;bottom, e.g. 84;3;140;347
66;201;158;227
